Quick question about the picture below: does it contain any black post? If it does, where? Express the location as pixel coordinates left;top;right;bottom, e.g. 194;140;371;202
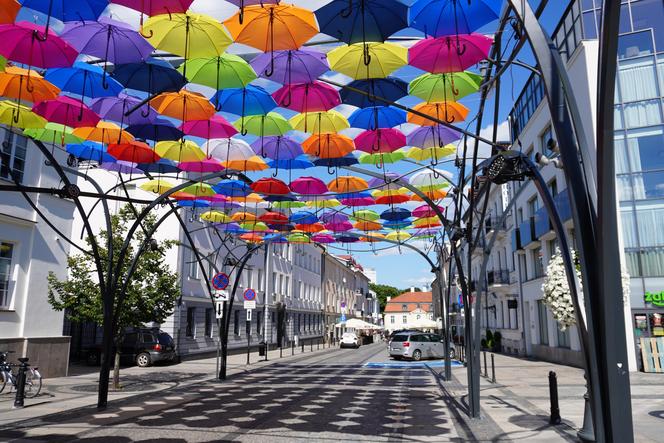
280;343;283;358
246;320;250;365
301;340;304;353
292;339;294;356
483;351;488;377
549;371;562;425
310;339;313;352
317;338;320;350
12;358;29;409
491;354;496;383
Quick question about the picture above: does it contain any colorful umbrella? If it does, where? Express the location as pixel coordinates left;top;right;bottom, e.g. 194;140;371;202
200;210;232;224
0;22;78;68
260;211;289;225
287;232;311;243
268;156;314;170
0;66;60;104
273;200;306;210
21;0;107;23
327;42;407;80
406;145;456;163
89;95;155;126
232;211;258;223
251;49;329;83
385;231;411;242
358;150;405;166
45;62;123;99
409;72;483;102
409;169;453;190
302;133;355;159
151;90;216;121
354;220;382;231
316;0;408;44
352;209;380;222
126;119;184;141
0;101;46;128
112;59;187;94
411;188;448;201
354;128;406;153
290;176;328;195
0;0;20;24
234;112;293;136
137;159;180;174
155;140;206;162
101;160;143;175
328;221;354;232
212;84;276;116
296;222;325;232
408;101;470;125
412;204;444;218
181;115;237;139
328;176;368;193
340;77;408;108
182;182;216;198
24;122;83;145
108;140;160;163
251;136;303;160
66;141;114;162
140;179;176;194
311;232;336;243
290;110;349;134
375;193;409;204
205;138;253;161
178;199;211;208
113;0;193;15
179;54;256;90
407;124;461;148
348;106;406;130
143;12;232;59
410;0;502;37
214;179;251;197
409;34;493;73
272;81;340;113
312;155;359;169
178;159;225;173
289;211;318;224
73;121;134;144
60;18;154;65
381;207;411;221
306;198;341;209
251;177;290;195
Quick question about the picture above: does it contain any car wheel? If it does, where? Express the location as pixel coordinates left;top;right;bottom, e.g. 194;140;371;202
412;350;422;361
136;352;151;368
86;351;100;366
449;349;456;359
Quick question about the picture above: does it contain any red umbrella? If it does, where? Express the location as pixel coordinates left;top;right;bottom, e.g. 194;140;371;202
180;115;238;139
376;194;410;205
272;81;341;112
251;177;290;195
33;96;100;128
0;22;78;68
355;128;406;153
260;211;289;225
108;140;161;163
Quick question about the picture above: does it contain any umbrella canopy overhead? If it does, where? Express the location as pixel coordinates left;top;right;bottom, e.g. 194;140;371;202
0;22;78;68
251;49;329;84
327;42;407;80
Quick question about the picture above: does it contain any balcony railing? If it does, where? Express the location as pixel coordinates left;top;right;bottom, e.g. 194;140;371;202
534;207;552;238
487;269;510;285
519;217;537;247
485;217;507;234
554;191;572;222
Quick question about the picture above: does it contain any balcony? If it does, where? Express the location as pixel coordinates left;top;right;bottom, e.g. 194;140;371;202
485;217;507;235
519;217;538;247
512;228;522;251
487;269;510;286
534;207;552;238
554;190;572;222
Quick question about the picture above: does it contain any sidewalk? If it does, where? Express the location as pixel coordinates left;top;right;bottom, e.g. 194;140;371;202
443;353;664;442
0;340;335;427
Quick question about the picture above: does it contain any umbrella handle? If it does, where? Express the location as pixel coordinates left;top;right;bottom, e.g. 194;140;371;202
363;44;371;66
431;154;439;166
327;164;336;175
102;72;109;90
449;74;460;97
281;86;292;108
77;103;85;121
139;28;154;39
12;108;19;124
445;114;456;124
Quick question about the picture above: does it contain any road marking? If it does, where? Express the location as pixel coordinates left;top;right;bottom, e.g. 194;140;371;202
363;360;463;369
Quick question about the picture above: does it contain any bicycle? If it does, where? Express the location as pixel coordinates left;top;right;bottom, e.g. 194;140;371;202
0;351;42;398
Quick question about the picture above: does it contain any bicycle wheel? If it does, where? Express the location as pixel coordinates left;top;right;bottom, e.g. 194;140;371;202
24;369;42;398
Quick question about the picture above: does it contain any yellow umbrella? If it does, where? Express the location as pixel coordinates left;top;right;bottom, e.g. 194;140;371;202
201;210;231;224
306;198;341;208
143;12;232;58
289;110;349;133
140;179;175;194
372;188;409;198
327;42;407;80
0;100;46;128
155;140;206;162
73;121;134;144
406;145;457;162
386;231;411;242
181;183;216;197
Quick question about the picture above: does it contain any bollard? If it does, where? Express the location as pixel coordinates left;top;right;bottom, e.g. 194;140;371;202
301;341;305;353
292;339;295;356
317;339;320;350
483;351;488;377
13;358;29;409
491;353;496;383
310;340;313;352
549;371;562;425
280;344;283;358
263;341;268;362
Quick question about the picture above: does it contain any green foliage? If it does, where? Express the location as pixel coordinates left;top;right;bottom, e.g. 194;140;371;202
369;283;402;311
47;204;181;338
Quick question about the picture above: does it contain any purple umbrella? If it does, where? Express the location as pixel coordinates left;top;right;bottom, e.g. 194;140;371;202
407;124;461;148
320;211;348;224
367;172;399;188
326;221;354;232
251;49;330;84
60;18;154;64
251;136;303;160
311;233;335;243
89;95;156;126
210;200;241;210
101;160;142;174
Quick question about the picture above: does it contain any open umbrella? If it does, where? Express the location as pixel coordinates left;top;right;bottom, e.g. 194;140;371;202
178;159;225;173
348;106;406;130
45;62;123;99
409;34;493;73
289;211;318;224
290;110;349;134
290;176;328;195
24;122;83;145
328;42;407;80
260;211;289;225
101;160;143;175
328;176;368;193
151;90;215;121
355;128;406;153
0;66;60;104
316;0;408;44
340;77;408;108
311;232;336;243
409;72;482;102
251;177;290;195
409;168;453;190
385;231;411;242
412;204;444;218
182;182;216;198
272;81;340;113
302;133;355;159
180;115;237;139
0;22;78;68
408;101;470;125
74;121;134;144
410;0;502;38
406;145;456;164
200;210;232;224
0;101;46;128
66;141;114;163
32;95;99;128
90;95;155;126
268;156;314;171
214;179;251;197
112;59;187;94
179;54;256;90
251;136;303;160
234;112;292;136
108;140;160;163
212;84;276;120
0;0;20;24
312;155;358;169
137;159;179;174
205;138;253;161
381;207;411;221
411;188;448;201
358;150;405;166
126;118;184;141
112;0;194;31
21;0;108;31
306;198;341;209
407;124;461;148
140;179;176;194
354;220;382;231
352;209;379;222
155;140;206;162
251;49;329;83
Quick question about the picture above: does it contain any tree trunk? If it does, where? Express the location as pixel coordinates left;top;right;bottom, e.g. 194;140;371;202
113;351;121;389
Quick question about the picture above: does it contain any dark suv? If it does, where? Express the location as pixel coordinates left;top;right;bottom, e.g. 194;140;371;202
85;328;177;367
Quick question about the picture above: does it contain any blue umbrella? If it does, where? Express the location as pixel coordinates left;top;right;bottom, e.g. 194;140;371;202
66;141;114;163
21;0;108;34
264;233;288;243
316;0;409;44
111;60;187;94
178;200;211;208
313;155;359;168
410;0;502;37
45;62;123;99
215;222;245;233
126;118;184;141
211;84;277;116
348;106;406;129
213;179;252;197
380;207;411;221
336;234;360;243
290;211;318;224
340;77;408;108
338;191;371;199
136;159;180;174
268;155;314;170
383;219;412;230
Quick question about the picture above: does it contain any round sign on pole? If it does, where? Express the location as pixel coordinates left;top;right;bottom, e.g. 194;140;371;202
212;273;230;290
243;288;256;301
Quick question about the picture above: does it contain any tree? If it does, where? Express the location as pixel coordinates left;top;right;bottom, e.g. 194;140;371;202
48;204;180;389
370;283;402;311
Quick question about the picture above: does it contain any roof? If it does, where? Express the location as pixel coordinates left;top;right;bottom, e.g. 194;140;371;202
384;291;433;313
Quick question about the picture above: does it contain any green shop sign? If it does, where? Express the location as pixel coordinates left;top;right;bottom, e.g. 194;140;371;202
644;291;664;307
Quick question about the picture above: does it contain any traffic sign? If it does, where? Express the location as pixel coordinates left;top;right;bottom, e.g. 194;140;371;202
244;300;256;309
214;290;229;302
243;288;256;301
212;272;230;291
246;309;252;321
215;302;223;319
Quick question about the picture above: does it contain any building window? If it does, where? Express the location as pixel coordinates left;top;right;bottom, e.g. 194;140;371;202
527;196;539;218
541;126;554;157
0;242;14;309
187;249;198;279
186;307;196;338
537;300;549;345
1;131;28;184
401;304;408;311
205;308;213;338
234;310;240;335
402;315;407;323
258;269;264;291
557;324;571;348
533;247;544;279
390;315;395;324
548;178;558;197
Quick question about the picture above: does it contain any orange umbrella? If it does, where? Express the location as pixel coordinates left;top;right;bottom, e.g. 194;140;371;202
361;233;385;242
0;66;60;103
296;222;325;233
73;121;134;144
302;133;354;159
232;211;258;222
354;220;382;231
0;0;20;24
240;233;264;243
411;188;448;201
222;156;268;171
328;176;368;193
229;193;264;204
150;90;215;121
224;5;318;52
408;101;469;126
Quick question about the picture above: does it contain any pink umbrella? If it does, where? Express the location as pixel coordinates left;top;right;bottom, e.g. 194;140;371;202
290;176;328;195
412;204;444;218
311;233;336;243
355;128;406;153
33;96;100;128
0;22;78;68
340;197;376;207
180;115;238;139
325;221;353;232
178;159;225;173
409;34;493;74
272;81;341;113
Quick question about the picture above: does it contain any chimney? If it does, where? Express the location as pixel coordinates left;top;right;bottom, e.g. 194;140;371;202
387;296;391;302
410;286;415;292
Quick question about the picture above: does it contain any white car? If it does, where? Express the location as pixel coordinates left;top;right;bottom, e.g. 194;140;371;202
340;332;360;348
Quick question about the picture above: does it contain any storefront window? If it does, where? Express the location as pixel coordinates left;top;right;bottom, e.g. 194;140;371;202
651;313;664;336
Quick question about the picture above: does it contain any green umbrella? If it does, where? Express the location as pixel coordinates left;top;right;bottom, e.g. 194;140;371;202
178;54;257;90
24;122;84;145
358;150;406;166
272;200;306;209
351;209;380;222
287;232;311;243
235;112;293;136
0;56;6;72
409;71;482;102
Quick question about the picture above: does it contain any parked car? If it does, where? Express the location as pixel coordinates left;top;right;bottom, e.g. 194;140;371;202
84;328;178;367
340;332;360;349
389;332;456;361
